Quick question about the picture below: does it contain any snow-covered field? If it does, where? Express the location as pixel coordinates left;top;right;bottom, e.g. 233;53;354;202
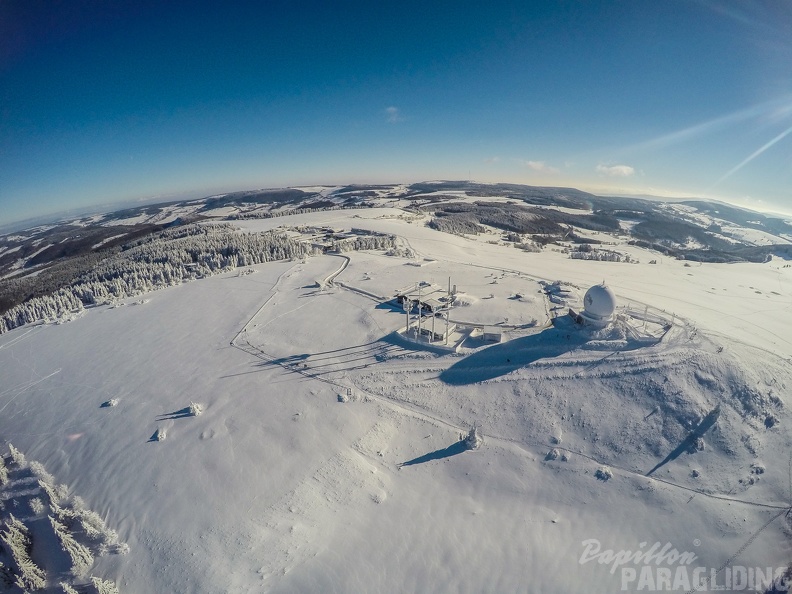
2;207;792;593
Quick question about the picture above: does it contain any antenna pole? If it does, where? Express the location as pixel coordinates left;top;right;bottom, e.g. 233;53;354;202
417;282;422;339
445;277;451;345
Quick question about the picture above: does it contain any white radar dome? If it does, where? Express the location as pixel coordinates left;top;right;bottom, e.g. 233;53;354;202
583;283;617;320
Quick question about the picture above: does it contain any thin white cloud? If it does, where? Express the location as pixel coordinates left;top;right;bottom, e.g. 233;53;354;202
524;160;559;174
711;122;792;188
627;95;792;152
596;164;635;177
483;156;500;163
385;106;403;123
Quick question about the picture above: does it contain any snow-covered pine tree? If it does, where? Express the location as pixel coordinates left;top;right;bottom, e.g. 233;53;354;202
49;515;94;577
8;443;25;466
38;479;65;508
0;514;47;591
29;461;54;484
75;507;118;549
464;424;483;450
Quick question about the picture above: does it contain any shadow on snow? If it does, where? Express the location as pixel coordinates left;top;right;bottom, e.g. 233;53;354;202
156;407;194;421
439;327;589;385
646;406;721;476
398;440;469;467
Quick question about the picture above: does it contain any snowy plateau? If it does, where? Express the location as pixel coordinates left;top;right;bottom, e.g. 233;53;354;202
2;184;792;593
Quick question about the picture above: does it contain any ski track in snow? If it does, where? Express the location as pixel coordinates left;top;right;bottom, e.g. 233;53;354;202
0;367;61;416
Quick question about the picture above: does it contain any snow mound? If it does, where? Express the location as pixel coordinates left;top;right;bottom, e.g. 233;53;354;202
594;466;613;481
151;427;167;442
464;424;484;450
452;293;479;307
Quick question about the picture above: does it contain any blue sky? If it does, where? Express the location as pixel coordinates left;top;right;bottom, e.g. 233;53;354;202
2;0;792;224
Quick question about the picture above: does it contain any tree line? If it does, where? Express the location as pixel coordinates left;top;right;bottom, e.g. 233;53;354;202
0;224;314;333
1;223;398;334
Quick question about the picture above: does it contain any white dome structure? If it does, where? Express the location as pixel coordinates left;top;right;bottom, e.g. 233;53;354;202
581;282;616;327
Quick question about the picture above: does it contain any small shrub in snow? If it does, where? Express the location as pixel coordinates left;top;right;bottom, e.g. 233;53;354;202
385;246;415;258
545;449;560;461
690;437;705;452
28;498;46;516
152;427;167;441
106;542;129;555
464;424;483;450
188;402;203;416
452;294;476;307
50;515;94;577
100;399;119;408
561;452;571;462
60;583;80;594
595;467;613;481
90;576;121;594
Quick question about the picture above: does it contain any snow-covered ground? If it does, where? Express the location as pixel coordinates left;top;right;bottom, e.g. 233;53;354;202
718;224;792;247
0;245;21;257
664;203;792;247
402;190;593;215
91;234;127;250
2;207;792;593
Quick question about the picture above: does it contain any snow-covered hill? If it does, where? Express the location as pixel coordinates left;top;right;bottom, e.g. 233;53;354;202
2;206;792;593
